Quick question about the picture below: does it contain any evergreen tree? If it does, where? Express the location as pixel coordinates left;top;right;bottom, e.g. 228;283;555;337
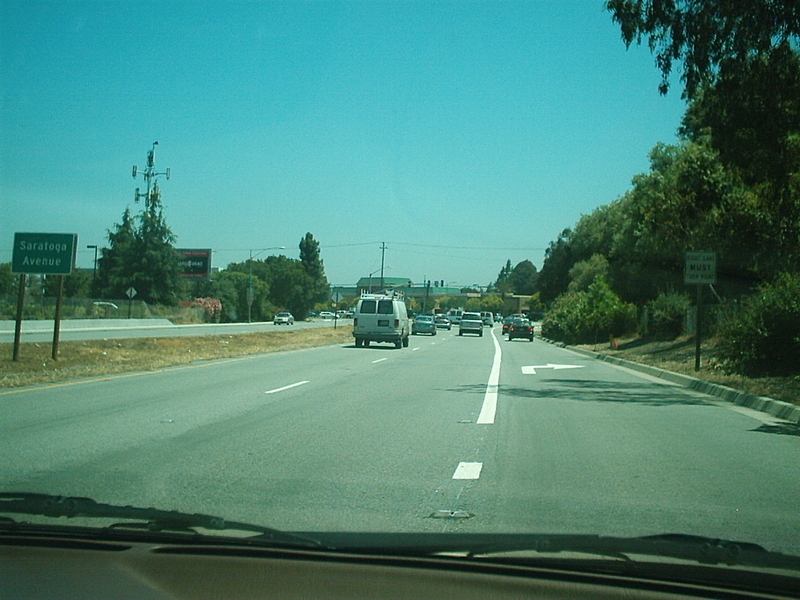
299;232;329;305
95;203;182;304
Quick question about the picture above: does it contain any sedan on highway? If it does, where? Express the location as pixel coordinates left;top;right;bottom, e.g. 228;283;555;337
273;311;294;325
412;314;437;335
507;317;534;341
434;315;451;330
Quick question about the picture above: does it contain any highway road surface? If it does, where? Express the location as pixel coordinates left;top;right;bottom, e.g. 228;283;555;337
2;326;798;556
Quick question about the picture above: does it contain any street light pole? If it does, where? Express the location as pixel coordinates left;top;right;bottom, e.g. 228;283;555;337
86;245;98;289
247;246;285;323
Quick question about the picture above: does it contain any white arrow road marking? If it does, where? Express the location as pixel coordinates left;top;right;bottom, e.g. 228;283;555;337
265;380;309;394
521;364;584;375
452;462;483;479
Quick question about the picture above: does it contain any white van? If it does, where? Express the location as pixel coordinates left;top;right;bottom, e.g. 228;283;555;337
353;292;410;348
446;308;463;324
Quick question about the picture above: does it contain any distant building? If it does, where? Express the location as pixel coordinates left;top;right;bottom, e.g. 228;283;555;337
355;276;412;295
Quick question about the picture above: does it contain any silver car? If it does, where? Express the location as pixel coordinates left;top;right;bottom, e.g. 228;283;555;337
273;311;294;325
458;312;484;336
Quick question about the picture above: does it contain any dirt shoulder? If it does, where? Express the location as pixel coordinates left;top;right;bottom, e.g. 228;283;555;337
1;327;354;389
575;335;800;406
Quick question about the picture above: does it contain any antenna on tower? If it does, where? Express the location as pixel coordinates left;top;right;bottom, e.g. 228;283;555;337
131;141;170;209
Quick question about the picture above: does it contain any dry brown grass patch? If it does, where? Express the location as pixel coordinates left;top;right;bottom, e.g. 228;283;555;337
1;327;353;389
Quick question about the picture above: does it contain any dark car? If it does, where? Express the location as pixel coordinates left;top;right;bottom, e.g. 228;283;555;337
412;314;437;335
507;318;534;341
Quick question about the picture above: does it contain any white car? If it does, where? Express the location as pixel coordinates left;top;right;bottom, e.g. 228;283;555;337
319;311;335;319
273;311;294;325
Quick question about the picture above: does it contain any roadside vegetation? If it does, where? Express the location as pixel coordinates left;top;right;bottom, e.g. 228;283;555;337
1;327;353;390
531;2;800;386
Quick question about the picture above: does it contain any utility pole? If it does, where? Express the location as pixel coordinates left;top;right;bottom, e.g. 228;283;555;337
379;242;387;291
132;141;171;212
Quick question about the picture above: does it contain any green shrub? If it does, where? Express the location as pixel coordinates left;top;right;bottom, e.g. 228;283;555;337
542;279;636;344
645;292;690;339
716;272;800;376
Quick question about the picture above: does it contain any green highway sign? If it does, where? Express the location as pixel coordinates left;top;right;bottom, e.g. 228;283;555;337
12;232;78;275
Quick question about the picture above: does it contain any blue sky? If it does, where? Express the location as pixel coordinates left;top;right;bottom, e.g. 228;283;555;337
1;0;686;288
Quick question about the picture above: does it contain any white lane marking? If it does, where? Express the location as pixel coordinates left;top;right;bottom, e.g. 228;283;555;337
412;347;420;352
521;364;583;375
372;357;389;364
477;328;502;424
453;462;483;479
265;380;309;394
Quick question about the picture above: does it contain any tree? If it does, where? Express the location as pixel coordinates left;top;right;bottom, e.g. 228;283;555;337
43;270;92;298
262;254;312;318
509;260;539;295
568;254;609;293
299;232;329;306
0;263;14;295
95;203;182;304
605;0;800;98
537;229;574;303
492;260;514;293
680;44;800;188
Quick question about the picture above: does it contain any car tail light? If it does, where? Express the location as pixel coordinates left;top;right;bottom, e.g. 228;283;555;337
354;318;358;326
394;319;399;327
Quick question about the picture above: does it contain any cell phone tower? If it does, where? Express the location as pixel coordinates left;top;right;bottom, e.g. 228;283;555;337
131;141;171;211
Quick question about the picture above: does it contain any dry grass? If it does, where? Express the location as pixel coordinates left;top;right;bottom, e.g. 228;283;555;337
1;327;353;389
579;335;800;406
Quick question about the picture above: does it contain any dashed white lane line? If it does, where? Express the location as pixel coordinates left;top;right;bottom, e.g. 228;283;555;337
265;380;309;394
372;357;389;364
476;328;503;424
453;462;483;479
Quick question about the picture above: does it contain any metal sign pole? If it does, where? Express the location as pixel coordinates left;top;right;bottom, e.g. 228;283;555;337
52;275;65;360
695;284;702;371
12;273;26;361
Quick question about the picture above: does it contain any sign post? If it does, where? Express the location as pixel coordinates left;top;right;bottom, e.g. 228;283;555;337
126;287;137;319
11;232;77;361
684;251;716;371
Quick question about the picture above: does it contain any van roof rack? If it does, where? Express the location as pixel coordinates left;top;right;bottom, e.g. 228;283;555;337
360;289;405;300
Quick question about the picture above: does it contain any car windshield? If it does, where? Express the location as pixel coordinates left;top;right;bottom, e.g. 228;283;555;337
2;0;799;593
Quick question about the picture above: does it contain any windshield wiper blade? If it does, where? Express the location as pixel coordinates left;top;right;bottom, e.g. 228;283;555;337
470;533;800;570
303;531;800;570
0;492;320;548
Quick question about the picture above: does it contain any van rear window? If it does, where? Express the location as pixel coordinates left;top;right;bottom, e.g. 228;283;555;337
377;300;394;314
359;300;377;314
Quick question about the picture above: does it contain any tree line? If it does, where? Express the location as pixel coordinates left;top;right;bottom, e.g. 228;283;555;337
530;1;800;375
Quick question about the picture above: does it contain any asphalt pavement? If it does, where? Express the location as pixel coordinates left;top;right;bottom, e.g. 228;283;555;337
1;326;798;556
0;317;343;343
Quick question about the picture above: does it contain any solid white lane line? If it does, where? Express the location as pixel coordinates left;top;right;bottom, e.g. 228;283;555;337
372;357;389;364
265;380;309;394
477;329;502;424
453;462;483;479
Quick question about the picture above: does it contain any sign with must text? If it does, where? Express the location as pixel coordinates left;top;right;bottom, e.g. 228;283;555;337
684;251;716;285
12;232;78;275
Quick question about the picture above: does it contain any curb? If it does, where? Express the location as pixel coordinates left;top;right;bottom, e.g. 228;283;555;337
546;340;800;424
